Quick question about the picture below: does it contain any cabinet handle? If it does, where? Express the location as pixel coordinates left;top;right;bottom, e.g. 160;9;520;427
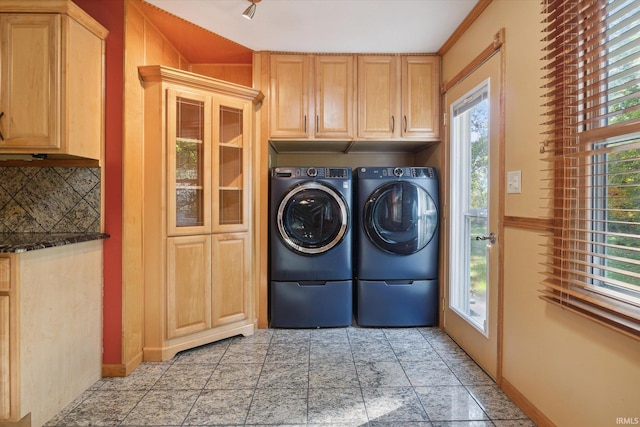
304;115;307;133
0;112;4;141
403;115;407;133
391;116;395;133
316;115;319;133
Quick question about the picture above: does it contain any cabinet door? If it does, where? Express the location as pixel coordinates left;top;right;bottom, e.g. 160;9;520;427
213;96;250;232
166;235;212;339
212;233;250;326
357;55;399;139
0;14;60;149
401;56;440;138
0;294;9;419
314;55;354;139
167;88;212;236
0;258;13;420
269;55;310;138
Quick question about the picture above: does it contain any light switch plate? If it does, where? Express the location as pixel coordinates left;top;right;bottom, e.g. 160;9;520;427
507;170;522;194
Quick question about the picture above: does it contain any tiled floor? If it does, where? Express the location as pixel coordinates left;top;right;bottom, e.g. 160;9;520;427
46;327;535;426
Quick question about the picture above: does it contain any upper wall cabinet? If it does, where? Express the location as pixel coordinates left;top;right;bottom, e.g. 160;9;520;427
401;55;440;139
358;55;440;140
0;1;108;162
268;53;440;152
270;54;354;140
314;56;355;139
269;55;309;138
357;55;399;139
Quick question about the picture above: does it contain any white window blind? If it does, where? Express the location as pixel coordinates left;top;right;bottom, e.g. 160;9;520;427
540;0;640;339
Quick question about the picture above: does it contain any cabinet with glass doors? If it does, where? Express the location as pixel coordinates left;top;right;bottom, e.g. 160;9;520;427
139;65;261;361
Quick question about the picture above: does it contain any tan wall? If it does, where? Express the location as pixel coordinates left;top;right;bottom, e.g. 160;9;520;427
442;1;640;426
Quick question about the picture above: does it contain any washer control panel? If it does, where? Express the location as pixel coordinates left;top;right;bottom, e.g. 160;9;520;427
273;167;351;179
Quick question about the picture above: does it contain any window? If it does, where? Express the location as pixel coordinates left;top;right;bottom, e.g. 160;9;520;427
450;82;490;333
540;0;640;339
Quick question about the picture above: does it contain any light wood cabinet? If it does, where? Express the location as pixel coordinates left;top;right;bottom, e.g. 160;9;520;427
212;233;251;327
0;1;107;162
269;54;354;140
357;55;399;139
314;55;355;139
268;53;440;151
0;257;13;422
140;65;261;361
166;235;212;339
269;54;310;138
358;55;440;140
401;55;440;138
0;242;103;427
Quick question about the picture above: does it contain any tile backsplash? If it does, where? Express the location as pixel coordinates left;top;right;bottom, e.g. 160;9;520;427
0;167;100;233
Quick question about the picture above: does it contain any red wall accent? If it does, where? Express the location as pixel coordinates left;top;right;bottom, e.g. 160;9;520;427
72;0;124;365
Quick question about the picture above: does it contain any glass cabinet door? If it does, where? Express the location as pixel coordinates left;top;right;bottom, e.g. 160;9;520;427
167;89;212;235
214;97;250;231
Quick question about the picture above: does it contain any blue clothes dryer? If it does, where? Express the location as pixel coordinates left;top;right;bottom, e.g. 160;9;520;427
354;166;440;327
270;166;353;327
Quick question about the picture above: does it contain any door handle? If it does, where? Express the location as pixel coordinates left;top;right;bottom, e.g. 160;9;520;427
475;232;496;244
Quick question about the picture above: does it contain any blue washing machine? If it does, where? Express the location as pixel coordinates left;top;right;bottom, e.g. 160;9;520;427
355;166;440;327
270;166;353;327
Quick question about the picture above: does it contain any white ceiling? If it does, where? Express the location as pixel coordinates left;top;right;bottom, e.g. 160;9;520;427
145;0;479;54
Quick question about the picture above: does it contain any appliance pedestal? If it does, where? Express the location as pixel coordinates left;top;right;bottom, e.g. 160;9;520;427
355;279;438;327
271;280;353;328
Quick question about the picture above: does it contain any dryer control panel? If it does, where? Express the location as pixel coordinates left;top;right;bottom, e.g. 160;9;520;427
356;166;437;179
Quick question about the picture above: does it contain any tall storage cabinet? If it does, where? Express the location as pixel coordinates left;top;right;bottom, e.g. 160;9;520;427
139;65;261;361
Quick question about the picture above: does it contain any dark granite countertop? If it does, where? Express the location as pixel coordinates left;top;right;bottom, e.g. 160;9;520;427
0;233;110;253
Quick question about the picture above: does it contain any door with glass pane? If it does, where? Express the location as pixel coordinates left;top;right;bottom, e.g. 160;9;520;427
213;96;250;232
167;89;212;236
444;53;501;379
212;96;253;327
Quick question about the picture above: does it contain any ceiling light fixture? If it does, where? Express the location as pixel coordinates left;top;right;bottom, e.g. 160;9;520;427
242;0;261;20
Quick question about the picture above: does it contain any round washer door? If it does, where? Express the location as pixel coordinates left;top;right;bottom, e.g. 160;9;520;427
364;182;438;255
277;181;349;255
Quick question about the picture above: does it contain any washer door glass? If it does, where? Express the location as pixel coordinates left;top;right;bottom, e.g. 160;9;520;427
277;182;349;255
364;182;437;255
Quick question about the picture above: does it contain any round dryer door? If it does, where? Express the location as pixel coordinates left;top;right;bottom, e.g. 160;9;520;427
277;181;349;255
364;182;438;255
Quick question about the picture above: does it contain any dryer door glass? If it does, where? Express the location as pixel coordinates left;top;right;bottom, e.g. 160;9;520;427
277;182;348;255
365;182;437;255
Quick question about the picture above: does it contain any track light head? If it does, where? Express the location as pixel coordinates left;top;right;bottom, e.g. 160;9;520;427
242;0;257;20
